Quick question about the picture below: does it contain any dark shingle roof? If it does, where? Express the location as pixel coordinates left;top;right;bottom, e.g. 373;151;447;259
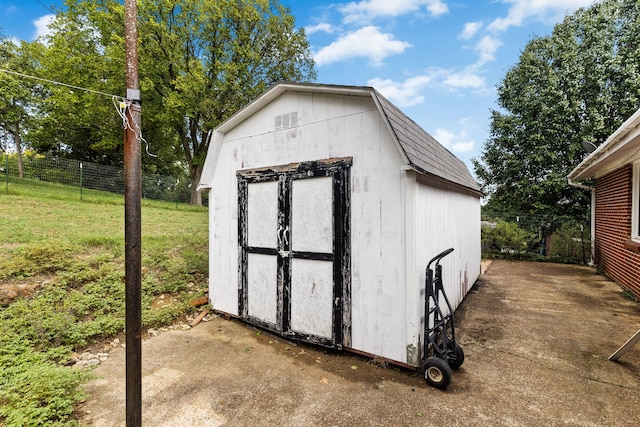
373;90;481;194
201;81;481;196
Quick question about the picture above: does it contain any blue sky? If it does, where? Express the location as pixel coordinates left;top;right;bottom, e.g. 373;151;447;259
0;0;597;175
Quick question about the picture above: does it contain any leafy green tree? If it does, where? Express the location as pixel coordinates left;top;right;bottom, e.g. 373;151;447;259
30;7;126;167
0;39;44;177
38;0;316;204
473;0;640;218
547;222;591;264
482;220;534;256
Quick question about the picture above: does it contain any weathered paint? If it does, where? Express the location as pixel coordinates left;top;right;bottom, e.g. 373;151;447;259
201;88;480;367
409;176;481;366
237;158;351;348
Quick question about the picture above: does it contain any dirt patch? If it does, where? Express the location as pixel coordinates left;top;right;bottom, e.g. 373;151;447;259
150;293;183;311
0;275;54;306
77;260;640;426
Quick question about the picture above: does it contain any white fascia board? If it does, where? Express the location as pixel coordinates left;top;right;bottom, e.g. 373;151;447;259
197;130;224;190
368;92;411;166
217;82;374;134
568;107;640;180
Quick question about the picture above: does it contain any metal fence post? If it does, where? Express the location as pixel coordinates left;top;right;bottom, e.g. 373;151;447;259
4;151;188;208
4;151;8;191
80;162;83;201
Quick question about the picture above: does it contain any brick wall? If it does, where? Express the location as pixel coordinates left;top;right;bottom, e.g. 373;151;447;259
595;164;640;298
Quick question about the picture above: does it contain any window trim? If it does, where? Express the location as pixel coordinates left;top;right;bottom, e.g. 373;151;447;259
632;161;640;241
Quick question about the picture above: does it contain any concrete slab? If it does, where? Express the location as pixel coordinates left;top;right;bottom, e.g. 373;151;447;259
77;260;640;426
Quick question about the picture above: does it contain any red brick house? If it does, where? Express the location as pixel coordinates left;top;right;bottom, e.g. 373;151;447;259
568;109;640;298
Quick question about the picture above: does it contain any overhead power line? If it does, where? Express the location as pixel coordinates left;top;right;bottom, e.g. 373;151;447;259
0;68;122;99
0;67;157;157
35;0;56;14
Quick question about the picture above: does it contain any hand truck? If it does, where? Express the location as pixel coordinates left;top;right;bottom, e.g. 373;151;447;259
421;248;464;389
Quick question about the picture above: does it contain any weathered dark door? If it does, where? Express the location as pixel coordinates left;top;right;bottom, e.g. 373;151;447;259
238;158;351;348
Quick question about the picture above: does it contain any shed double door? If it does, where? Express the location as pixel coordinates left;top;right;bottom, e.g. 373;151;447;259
237;158;351;348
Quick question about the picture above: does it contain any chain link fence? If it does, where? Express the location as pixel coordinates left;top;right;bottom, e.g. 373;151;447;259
1;152;592;259
1;152;203;206
481;210;592;265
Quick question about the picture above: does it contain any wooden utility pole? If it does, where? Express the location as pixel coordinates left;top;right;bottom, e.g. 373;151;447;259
124;0;142;426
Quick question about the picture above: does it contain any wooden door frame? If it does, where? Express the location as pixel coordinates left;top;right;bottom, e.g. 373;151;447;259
237;157;352;348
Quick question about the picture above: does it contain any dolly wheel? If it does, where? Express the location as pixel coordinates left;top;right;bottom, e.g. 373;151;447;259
422;357;452;389
447;342;465;369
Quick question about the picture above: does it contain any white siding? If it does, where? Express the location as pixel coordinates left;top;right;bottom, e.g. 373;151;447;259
414;182;481;305
348;107;408;364
408;179;481;364
204;89;481;367
207;91;410;360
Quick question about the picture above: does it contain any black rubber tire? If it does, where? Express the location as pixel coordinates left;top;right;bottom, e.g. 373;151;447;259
421;357;452;389
446;342;465;369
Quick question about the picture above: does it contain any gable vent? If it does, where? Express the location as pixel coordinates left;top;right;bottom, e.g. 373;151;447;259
275;112;299;130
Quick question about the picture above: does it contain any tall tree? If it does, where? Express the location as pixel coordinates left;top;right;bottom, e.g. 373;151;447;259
30;11;126;167
0;39;44;177
40;0;316;204
473;0;640;218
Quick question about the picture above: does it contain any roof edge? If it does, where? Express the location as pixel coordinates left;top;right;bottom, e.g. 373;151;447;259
368;89;411;166
217;82;377;133
411;165;484;197
568;107;640;180
202;81;479;193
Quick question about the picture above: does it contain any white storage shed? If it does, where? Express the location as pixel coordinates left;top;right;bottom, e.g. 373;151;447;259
198;82;482;368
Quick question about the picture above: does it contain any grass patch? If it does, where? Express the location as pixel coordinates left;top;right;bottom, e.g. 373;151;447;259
0;186;208;426
621;288;638;302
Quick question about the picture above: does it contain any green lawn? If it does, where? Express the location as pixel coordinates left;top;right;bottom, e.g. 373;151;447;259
0;184;209;426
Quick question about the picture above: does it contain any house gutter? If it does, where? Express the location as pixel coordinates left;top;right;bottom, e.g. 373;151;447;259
568;107;640;181
567;177;593;191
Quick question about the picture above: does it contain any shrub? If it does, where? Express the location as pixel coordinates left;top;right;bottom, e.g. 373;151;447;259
482;220;535;259
546;223;591;264
0;335;91;427
0;191;208;425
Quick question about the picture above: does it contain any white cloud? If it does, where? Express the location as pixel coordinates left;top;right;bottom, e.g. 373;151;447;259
368;66;487;103
488;0;595;32
313;26;411;67
340;0;448;24
33;14;55;40
368;75;431;107
424;0;449;16
305;23;336;35
474;35;502;66
433;127;475;153
7;36;21;46
442;71;485;89
459;21;483;40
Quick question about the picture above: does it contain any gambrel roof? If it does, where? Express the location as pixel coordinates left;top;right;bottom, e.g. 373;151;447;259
200;82;481;196
372;89;480;195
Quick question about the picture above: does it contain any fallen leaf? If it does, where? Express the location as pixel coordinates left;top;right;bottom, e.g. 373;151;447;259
351;365;358;370
320;378;329;384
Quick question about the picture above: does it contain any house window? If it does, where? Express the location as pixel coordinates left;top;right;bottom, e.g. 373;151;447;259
633;161;640;241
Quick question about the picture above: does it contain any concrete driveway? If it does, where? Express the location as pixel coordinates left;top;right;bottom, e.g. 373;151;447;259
77;260;640;426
